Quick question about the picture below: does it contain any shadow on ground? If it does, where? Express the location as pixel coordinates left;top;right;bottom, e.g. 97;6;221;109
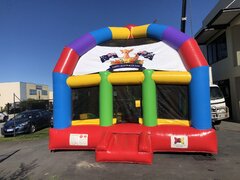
0;159;38;180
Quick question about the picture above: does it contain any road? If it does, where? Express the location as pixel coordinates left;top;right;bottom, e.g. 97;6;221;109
0;121;240;180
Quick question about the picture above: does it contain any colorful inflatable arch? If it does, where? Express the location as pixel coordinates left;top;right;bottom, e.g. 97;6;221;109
49;24;217;164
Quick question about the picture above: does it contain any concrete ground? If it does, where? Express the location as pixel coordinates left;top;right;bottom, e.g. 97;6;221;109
0;121;240;180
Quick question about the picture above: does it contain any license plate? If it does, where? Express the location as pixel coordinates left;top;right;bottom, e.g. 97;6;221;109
6;128;13;132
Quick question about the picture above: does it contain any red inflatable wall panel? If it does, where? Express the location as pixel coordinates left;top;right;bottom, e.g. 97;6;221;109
150;125;217;154
96;131;153;164
49;124;217;154
49;125;105;150
53;47;79;75
178;38;208;70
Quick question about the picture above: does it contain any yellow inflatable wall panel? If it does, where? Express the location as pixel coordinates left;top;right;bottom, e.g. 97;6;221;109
131;24;149;38
138;118;190;126
109;27;130;39
67;74;101;88
72;118;117;125
108;72;144;85
152;71;191;84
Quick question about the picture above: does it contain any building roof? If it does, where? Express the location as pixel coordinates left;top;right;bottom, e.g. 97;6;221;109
195;8;240;45
0;81;48;86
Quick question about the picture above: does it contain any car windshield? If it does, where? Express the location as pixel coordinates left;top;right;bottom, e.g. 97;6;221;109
14;112;31;120
210;87;224;100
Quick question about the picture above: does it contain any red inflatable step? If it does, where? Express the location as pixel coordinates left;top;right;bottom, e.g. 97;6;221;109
96;131;153;164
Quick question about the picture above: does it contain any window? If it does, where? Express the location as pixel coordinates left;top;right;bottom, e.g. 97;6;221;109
36;85;42;90
210;87;224;100
72;86;99;120
42;90;48;95
207;32;228;65
231;25;240;66
207;45;213;65
31;112;41;119
113;85;142;123
29;89;37;95
157;85;189;120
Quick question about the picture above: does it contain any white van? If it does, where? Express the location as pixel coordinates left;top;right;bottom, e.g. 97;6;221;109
210;84;229;125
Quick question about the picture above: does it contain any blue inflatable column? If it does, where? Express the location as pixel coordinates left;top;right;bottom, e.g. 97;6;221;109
53;72;72;129
189;66;211;130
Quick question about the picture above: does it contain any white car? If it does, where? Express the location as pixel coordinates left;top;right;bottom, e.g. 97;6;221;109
0;112;8;122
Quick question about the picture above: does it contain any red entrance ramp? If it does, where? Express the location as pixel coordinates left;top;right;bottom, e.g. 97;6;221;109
96;131;153;164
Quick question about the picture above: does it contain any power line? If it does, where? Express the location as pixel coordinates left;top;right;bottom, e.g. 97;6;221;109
181;0;187;33
189;0;193;36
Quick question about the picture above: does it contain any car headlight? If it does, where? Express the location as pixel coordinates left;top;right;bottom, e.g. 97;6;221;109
211;106;217;112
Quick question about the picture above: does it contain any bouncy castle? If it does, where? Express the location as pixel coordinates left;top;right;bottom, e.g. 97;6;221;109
49;24;217;164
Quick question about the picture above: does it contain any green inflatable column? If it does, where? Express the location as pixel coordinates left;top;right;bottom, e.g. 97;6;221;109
142;69;157;126
99;71;113;126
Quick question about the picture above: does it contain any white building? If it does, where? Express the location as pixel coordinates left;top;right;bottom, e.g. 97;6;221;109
195;0;240;123
49;91;53;101
0;82;49;111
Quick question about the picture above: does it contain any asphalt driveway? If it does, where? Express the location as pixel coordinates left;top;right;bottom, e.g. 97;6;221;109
0;121;240;180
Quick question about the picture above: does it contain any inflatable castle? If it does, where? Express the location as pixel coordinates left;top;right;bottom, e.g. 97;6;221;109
49;24;217;164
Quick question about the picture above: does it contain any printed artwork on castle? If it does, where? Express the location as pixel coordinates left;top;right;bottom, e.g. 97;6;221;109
100;49;155;71
72;42;186;75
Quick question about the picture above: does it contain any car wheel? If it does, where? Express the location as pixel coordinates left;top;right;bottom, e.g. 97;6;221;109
30;124;36;133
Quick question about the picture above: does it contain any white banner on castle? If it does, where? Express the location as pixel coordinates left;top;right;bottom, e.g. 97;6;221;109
73;41;187;75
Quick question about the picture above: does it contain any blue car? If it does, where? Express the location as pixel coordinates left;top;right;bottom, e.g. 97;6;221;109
1;109;52;137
